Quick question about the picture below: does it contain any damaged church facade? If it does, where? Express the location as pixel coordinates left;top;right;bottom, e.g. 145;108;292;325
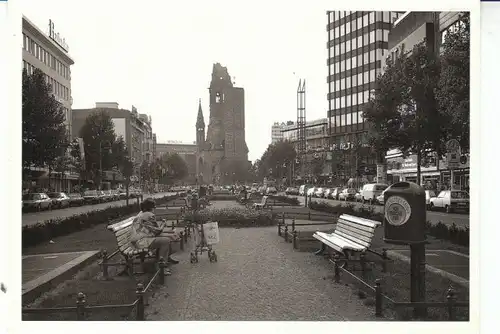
195;63;249;185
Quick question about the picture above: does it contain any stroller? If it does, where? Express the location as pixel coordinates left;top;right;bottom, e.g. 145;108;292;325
190;217;218;263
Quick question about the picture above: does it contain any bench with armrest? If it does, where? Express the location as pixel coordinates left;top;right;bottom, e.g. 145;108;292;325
101;216;186;278
253;195;269;210
313;214;388;270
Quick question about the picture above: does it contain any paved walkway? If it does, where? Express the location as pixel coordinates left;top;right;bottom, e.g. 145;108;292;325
146;227;378;321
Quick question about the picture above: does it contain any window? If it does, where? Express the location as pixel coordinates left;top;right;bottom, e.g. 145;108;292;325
334;26;340;38
369;12;375;22
357;73;363;85
345;113;351;125
357;35;363;46
352;55;357;68
335;115;341;127
376;29;383;41
363;14;369;27
340;43;345;54
369;30;375;42
334;44;339;54
383;11;390;22
346;23;351;34
23;34;26;49
357;16;363;28
357;92;363;103
340;25;345;36
369;69;375;82
346;40;351;52
340;98;345;108
334;62;340;73
346;76;351;88
363;90;370;103
352;74;357;86
346;97;351;107
340;60;345;72
340;78;345;90
346;58;351;70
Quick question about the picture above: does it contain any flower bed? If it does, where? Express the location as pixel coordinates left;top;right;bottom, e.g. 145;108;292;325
183;207;277;227
22;194;180;248
309;201;469;246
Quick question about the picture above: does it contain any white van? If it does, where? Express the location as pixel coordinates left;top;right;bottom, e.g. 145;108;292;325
299;184;311;196
361;183;388;204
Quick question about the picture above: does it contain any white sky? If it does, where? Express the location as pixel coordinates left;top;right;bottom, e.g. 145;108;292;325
20;0;330;161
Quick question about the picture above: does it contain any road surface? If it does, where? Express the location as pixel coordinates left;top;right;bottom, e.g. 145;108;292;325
22;192;177;227
289;195;470;229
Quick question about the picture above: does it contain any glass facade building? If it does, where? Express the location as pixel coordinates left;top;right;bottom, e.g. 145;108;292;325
326;11;402;181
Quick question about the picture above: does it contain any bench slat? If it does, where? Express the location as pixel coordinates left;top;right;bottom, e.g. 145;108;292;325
313;232;364;252
336;223;374;241
115;226;132;238
340;214;381;228
337;218;376;234
117;231;132;246
108;218;135;232
333;230;371;248
335;225;373;244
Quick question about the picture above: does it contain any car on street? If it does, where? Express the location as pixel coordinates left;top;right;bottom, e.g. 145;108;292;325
424;190;437;209
299;185;310;196
354;189;363;202
285;187;299;195
22;193;52;211
47;192;70;209
330;187;342;200
324;188;333;199
83;190;100;204
339;188;357;201
314;187;325;198
306;187;316;197
361;183;389;204
429;190;469;213
102;190;114;202
266;186;278;195
68;193;84;206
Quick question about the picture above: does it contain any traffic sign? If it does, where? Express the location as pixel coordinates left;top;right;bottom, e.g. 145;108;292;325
446;139;461;169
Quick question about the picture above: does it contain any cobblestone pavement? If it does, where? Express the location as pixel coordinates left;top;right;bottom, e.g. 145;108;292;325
146;227;379;321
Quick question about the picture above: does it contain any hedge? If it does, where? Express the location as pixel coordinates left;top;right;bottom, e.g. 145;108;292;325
22;194;180;248
207;194;237;201
183;207;278;227
309;200;469;247
268;195;300;206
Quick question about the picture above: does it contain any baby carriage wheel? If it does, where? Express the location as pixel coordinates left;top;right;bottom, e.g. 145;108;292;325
212;252;218;262
190;252;197;263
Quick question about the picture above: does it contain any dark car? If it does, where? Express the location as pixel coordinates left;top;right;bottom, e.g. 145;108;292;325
285;187;299;196
83;190;100;204
47;192;70;209
68;193;84;206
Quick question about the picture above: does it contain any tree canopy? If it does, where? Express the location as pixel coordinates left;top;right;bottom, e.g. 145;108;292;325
158;153;189;184
22;68;68;169
436;12;470;152
79;110;117;180
256;141;297;179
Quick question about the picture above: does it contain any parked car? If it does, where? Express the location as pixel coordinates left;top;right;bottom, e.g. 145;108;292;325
330;187;342;200
83;190;100;204
314;187;325;198
425;190;436;209
354;189;363;202
306;187;316;197
299;185;309;196
429;190;469;213
22;193;52;211
339;188;357;201
285;187;299;195
103;190;114;201
266;186;278;195
68;193;84;206
361;183;389;204
47;192;70;209
324;188;333;199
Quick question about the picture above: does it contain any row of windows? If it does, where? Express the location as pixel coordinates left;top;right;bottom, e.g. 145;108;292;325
332;90;373;109
329;69;381;92
331;13;374;37
22;33;70;80
328;11;399;26
23;60;71;102
330;111;365;127
331;50;382;73
329;30;389;56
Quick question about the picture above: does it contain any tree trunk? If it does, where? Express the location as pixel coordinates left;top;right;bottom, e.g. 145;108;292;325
416;149;422;186
376;152;387;184
126;181;129;206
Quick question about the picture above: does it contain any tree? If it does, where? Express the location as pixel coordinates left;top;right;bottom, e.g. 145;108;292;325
398;42;441;185
257;141;297;180
23;68;68;171
436;12;470;153
364;50;411;184
79;110;116;187
158;153;188;184
111;136;129;169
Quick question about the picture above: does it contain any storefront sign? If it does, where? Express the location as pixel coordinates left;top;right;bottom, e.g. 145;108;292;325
48;19;69;52
385;196;412;226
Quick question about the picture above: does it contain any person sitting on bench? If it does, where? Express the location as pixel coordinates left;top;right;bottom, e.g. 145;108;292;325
130;198;180;264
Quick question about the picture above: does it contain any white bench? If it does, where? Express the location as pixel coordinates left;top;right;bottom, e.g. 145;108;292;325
253;195;269;210
313;214;381;262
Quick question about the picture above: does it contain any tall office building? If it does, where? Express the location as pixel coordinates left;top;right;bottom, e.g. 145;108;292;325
326;11;402;181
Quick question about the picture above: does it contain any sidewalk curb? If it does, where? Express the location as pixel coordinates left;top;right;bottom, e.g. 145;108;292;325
22;250;101;305
386;250;469;288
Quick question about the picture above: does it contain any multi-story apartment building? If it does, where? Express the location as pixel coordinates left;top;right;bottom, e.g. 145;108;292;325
383;12;469;190
326;11;403;182
22;16;76;192
72;103;157;185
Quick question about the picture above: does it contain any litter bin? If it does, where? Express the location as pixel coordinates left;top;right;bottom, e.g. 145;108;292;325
383;181;426;245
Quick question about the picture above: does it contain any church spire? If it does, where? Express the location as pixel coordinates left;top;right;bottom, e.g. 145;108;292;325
196;98;205;128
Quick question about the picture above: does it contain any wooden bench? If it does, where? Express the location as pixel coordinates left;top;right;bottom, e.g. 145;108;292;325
253;195;269;210
313;214;381;267
102;217;185;277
